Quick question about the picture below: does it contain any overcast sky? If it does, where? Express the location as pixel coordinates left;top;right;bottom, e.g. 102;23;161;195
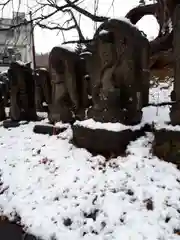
1;0;159;54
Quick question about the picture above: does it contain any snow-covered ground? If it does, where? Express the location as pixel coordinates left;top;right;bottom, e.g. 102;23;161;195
0;80;180;240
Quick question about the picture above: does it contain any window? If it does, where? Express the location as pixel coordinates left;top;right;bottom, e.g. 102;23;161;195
3;56;9;64
7;29;14;38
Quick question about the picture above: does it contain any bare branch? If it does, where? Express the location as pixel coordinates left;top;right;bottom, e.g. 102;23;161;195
37;22;76;30
64;0;108;22
62;39;93;44
126;3;158;24
62;9;85;41
0;0;11;6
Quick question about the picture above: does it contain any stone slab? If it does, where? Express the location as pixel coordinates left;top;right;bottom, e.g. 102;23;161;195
153;128;180;169
72;123;150;157
33;124;67;135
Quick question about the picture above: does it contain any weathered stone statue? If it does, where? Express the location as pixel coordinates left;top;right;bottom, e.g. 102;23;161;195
86;18;150;125
8;61;37;121
170;4;180;125
34;68;52;111
0;72;10;107
48;46;89;124
0;87;6;121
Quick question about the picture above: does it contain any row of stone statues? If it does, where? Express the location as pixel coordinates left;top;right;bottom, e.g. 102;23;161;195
0;15;178;126
48;19;150;125
0;18;150;125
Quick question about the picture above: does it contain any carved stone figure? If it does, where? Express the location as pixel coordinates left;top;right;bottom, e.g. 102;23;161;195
170;4;180;125
87;18;150;125
8;61;37;121
0;87;6;121
48;46;89;123
34;68;52;111
0;72;10;107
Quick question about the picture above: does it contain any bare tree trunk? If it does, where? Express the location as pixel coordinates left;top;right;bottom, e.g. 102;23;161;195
30;11;36;70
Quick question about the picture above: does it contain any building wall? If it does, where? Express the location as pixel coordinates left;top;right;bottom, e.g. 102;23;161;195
0;13;33;71
35;53;49;68
0;65;9;72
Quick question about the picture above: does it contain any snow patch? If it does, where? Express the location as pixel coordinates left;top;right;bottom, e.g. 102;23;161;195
15;60;31;67
99;29;109;35
80;51;92;56
38;68;48;71
74;118;144;131
0;125;180;240
0;79;179;240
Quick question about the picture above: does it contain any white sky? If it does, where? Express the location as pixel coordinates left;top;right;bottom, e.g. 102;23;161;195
1;0;159;54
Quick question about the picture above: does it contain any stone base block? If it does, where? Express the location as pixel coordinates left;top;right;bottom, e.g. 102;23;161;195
3;119;29;129
33;124;67;135
169;103;180;125
72;122;149;157
153;128;180;169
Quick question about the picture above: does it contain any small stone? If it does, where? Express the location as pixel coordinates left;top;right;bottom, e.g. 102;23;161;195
127;189;134;196
120;218;124;223
82;232;87;236
165;216;171;223
63;218;72;226
84;209;99;221
144;198;154;211
54;197;59;201
101;221;106;229
174;229;180;235
91;230;98;235
37;149;41;154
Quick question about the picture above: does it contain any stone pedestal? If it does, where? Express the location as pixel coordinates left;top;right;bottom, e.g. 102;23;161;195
33;124;67;135
72;121;146;157
3;120;28;129
169;103;180;125
153;128;180;169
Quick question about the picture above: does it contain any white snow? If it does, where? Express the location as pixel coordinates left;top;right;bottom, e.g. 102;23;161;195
75;80;174;131
0;70;8;75
38;68;48;71
74;119;145;131
15;60;26;66
0;78;180;240
14;60;31;67
149;80;173;105
80;52;92;56
99;30;109;35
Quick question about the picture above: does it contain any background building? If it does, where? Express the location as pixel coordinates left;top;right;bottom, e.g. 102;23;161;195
0;12;33;72
35;53;49;69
